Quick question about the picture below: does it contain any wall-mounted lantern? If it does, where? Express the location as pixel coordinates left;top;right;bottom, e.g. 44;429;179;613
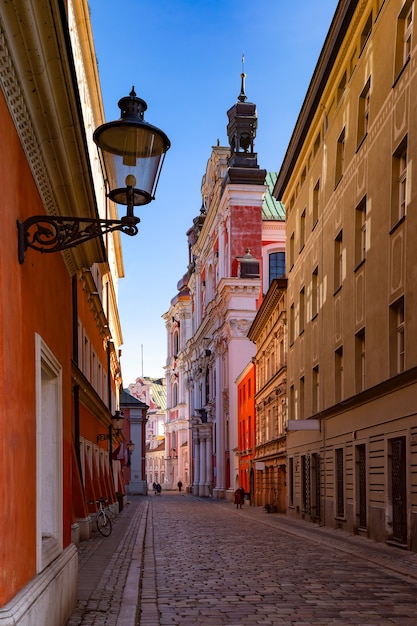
18;87;170;263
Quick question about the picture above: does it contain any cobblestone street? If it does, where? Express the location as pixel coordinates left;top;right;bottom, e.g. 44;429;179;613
68;493;417;625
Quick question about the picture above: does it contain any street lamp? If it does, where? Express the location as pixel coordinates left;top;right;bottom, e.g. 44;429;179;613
97;410;125;443
17;87;170;263
97;409;126;481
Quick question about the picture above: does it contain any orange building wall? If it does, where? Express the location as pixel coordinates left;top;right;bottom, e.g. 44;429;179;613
237;363;256;494
0;90;73;604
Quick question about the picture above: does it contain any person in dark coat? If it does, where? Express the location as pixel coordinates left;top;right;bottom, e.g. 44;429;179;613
177;480;183;492
156;483;162;495
234;486;245;509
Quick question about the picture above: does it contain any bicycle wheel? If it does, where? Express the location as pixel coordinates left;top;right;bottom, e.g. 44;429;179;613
96;511;112;536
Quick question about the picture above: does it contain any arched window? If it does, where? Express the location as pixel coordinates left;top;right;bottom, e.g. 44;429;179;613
205;366;210;404
173;330;179;356
172;382;178;407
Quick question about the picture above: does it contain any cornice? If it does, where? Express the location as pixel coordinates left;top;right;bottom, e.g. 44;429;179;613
0;0;105;271
248;279;287;342
274;0;360;199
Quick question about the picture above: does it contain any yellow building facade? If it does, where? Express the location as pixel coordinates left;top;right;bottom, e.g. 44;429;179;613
274;0;417;549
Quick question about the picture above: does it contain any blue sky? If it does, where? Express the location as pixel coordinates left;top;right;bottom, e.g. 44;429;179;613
89;0;338;386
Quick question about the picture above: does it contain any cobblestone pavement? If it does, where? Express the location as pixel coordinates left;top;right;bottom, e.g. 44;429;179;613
67;493;417;625
140;493;417;626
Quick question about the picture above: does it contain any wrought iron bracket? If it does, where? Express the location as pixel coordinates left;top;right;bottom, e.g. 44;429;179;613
17;214;140;263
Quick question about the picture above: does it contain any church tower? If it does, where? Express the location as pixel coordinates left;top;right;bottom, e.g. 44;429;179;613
165;67;283;500
226;68;267;185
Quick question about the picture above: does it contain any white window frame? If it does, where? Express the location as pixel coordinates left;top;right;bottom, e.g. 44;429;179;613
35;334;63;573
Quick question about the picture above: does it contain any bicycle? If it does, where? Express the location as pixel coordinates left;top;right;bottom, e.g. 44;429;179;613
88;497;112;536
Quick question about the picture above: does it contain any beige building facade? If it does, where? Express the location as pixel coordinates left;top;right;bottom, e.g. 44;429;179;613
274;0;417;549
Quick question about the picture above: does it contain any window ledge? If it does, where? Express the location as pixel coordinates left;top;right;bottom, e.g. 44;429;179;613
354;258;365;273
356;133;367;153
389;214;406;235
393;56;410;88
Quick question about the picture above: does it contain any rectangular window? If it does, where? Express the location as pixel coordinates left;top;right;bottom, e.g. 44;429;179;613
83;334;90;380
279;339;285;367
269;251;286;283
355;196;367;267
404;2;413;61
336;448;345;517
350;46;358;77
355;328;366;392
312;365;319;414
289;233;295;270
399;149;407;218
313;131;321;157
289;384;295;421
92;351;97;390
360;12;373;54
289;303;295;345
35;334;63;573
289;458;294;507
312;179;320;228
392;137;408;225
335;346;344;403
335;128;346;186
357;78;371;146
300;376;305;420
390;296;405;375
312;266;319;319
301;455;311;514
356;444;367;529
337;70;347;103
300;208;306;251
395;0;413;77
299;287;305;335
334;230;343;292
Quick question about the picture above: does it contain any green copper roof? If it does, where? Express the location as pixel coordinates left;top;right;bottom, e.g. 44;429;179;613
263;172;285;221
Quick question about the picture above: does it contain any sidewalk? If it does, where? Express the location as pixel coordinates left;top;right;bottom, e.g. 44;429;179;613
67;497;149;626
207;496;417;583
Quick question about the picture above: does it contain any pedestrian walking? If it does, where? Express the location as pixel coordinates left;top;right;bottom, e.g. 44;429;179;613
153;482;157;495
239;485;245;503
177;480;183;492
234;486;245;509
156;483;162;495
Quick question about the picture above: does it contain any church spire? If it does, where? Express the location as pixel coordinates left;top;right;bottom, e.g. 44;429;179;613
225;58;266;185
238;52;247;102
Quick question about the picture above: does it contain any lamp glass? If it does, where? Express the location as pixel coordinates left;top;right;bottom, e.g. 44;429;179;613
112;415;125;431
94;120;169;206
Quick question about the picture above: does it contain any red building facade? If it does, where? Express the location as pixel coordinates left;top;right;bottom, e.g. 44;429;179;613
236;362;257;500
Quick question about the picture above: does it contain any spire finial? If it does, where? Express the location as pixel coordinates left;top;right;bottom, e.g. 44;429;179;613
238;52;247;102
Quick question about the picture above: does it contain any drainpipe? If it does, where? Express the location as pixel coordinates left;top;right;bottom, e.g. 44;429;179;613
107;341;114;480
72;275;83;486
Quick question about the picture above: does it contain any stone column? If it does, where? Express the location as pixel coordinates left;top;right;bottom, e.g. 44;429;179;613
198;434;206;496
192;429;200;496
206;435;213;495
128;408;147;495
